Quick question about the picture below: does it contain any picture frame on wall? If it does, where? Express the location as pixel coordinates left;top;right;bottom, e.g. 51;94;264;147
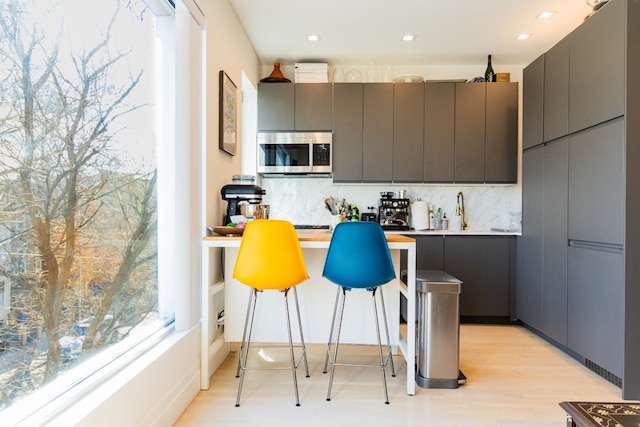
219;70;237;156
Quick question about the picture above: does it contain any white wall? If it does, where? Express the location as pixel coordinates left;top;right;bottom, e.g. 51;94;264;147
201;0;262;284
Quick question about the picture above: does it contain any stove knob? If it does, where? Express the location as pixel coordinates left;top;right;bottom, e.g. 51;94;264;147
392;201;398;207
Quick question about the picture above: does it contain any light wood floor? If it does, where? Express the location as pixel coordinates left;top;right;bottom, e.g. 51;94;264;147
174;324;624;426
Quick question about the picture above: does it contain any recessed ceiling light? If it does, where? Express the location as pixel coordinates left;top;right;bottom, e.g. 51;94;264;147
516;33;531;40
537;11;555;19
402;34;415;41
307;34;320;41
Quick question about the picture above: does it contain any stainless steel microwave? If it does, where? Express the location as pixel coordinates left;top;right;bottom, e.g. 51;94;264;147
257;132;332;175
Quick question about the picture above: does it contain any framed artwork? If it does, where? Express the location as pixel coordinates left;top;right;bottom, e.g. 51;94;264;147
219;70;237;156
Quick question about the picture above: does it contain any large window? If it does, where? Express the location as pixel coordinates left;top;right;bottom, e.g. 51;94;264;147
0;0;172;412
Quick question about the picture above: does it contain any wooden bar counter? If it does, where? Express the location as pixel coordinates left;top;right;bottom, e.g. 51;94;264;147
201;230;417;395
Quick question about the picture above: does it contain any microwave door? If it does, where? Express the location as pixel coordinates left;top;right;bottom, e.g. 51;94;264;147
260;143;311;173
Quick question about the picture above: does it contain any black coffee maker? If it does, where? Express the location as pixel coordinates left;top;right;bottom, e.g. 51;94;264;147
220;184;265;225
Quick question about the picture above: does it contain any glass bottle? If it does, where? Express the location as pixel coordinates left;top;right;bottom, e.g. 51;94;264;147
484;55;496;82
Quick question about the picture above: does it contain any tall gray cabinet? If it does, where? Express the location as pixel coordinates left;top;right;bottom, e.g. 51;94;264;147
520;0;640;399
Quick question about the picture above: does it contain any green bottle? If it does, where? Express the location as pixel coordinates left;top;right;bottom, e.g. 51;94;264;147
351;204;359;221
485;55;496;82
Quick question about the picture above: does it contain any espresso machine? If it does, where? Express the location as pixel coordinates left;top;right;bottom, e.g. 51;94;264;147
220;184;265;225
378;193;410;230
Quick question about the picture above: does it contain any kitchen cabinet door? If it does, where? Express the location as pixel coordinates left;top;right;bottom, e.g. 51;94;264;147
519;147;544;329
485;82;518;183
542;138;569;345
424;82;455;182
454;83;485;183
363;83;394;182
569;0;625;133
568;245;623;377
332;83;364;182
257;83;294;131
522;55;544;150
444;236;512;318
295;83;332;131
568;118;624;245
393;83;424;182
544;36;569;143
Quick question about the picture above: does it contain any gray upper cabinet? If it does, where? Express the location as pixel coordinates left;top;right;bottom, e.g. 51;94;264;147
569;0;625;133
544;36;570;142
486;83;518;183
454;83;486;183
257;83;332;131
294;83;332;131
522;55;544;150
393;83;424;182
257;83;294;131
568;118;625;245
363;84;394;182
332;83;363;182
424;82;455;182
454;82;518;183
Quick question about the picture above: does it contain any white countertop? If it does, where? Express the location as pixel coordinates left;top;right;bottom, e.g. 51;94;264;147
392;229;520;236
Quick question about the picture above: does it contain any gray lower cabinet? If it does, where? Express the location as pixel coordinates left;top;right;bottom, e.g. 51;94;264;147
332;83;363;182
567;244;624;377
424;82;455;182
519;147;544;329
541;138;569;345
402;235;514;319
519;138;570;346
393;83;424;182
444;236;514;319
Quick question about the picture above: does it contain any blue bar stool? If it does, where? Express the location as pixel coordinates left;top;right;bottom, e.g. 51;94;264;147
233;219;310;407
321;221;397;404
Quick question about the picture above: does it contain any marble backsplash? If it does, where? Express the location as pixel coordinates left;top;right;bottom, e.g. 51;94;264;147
258;177;522;233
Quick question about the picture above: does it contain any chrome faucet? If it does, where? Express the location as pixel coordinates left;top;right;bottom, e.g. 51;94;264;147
455;192;467;231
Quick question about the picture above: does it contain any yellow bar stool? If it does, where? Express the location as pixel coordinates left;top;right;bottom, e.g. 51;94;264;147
322;221;397;404
233;219;310;407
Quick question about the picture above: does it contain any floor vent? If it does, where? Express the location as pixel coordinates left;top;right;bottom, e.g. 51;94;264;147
584;358;622;388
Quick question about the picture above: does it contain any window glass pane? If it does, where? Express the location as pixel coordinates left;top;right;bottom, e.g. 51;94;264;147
0;0;170;410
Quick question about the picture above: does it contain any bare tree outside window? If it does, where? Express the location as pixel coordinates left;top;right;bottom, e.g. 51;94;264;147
0;0;165;410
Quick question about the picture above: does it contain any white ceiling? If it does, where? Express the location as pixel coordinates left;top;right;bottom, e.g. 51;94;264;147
229;0;595;67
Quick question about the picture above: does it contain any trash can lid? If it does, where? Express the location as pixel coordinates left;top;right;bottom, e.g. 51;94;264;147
415;270;462;294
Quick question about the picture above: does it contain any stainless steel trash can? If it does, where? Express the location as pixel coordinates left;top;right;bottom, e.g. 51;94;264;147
415;270;463;389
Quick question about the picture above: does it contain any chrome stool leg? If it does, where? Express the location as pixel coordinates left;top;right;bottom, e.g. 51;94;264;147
323;286;341;374
378;287;396;377
236;288;255;378
292;287;310;378
283;288;301;406
371;288;390;404
236;288;258;407
326;287;347;401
